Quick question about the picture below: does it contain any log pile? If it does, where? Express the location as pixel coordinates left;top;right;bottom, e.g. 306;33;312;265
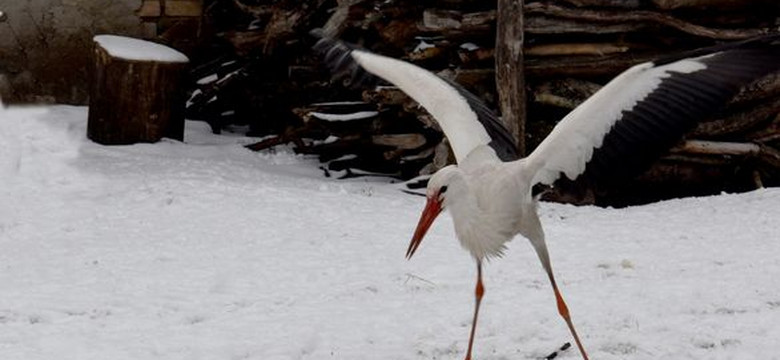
188;0;780;205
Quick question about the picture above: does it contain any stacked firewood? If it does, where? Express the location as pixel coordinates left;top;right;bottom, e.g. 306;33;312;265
189;0;780;204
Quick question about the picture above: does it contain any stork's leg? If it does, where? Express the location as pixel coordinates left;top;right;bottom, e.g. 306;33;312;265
529;227;589;360
464;260;484;360
547;272;589;360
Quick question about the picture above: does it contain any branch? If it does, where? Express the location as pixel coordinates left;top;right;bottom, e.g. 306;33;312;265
231;0;272;18
672;140;760;156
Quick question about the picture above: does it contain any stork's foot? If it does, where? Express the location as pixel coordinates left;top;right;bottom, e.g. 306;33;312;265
543;342;571;360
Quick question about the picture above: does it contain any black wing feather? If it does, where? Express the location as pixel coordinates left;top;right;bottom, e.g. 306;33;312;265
576;40;780;189
312;32;519;161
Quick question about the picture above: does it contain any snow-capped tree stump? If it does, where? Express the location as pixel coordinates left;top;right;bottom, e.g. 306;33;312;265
88;35;189;145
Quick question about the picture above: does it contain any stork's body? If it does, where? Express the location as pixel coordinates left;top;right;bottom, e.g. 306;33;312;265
314;33;780;360
427;161;536;260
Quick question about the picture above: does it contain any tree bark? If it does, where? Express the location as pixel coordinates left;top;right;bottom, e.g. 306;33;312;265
495;0;526;155
87;37;189;145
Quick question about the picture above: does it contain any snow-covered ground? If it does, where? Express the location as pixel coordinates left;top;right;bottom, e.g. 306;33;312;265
1;105;779;360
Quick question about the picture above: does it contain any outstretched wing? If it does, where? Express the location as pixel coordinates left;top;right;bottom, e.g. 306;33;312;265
523;34;780;189
313;36;518;164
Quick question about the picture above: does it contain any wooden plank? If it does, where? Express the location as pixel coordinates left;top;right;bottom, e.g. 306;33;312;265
372;134;427;149
137;0;161;17
166;0;203;17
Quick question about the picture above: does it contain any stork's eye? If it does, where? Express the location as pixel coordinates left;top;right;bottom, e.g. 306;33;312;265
439;185;448;194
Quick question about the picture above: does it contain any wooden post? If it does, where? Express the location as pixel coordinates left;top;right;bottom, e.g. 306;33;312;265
88;35;189;145
495;0;527;155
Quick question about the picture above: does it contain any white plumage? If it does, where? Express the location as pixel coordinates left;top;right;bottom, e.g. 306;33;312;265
315;33;780;360
526;58;707;185
351;51;493;164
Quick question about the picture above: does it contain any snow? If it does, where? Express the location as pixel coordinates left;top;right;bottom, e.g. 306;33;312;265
460;43;480;51
310;101;368;106
310;110;378;121
94;35;189;63
186;89;202;108
414;41;436;53
197;74;219;85
1;106;780;360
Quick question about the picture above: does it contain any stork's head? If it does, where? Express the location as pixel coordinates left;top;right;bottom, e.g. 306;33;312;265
406;166;466;259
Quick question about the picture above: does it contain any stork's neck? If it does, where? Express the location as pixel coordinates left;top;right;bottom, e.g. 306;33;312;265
447;187;479;227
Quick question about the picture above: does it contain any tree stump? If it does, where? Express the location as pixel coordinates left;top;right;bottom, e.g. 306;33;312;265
87;35;189;145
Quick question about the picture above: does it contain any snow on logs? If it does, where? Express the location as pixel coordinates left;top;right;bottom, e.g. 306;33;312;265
241;93;444;178
221;0;780;200
87;35;189;145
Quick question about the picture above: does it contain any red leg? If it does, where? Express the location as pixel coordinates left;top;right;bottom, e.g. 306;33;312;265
464;261;484;360
549;274;589;360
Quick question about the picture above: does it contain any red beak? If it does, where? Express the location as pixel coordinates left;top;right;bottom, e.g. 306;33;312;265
407;195;443;259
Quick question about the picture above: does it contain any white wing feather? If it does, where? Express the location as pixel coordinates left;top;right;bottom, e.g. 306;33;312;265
350;50;495;165
523;58;707;186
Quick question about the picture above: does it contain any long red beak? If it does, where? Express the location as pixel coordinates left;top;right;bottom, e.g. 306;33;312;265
407;196;443;259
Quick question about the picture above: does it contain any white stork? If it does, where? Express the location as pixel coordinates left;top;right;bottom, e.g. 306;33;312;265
314;33;780;360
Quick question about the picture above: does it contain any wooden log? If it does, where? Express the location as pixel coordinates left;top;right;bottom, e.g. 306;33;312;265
746;112;780;144
462;10;497;27
262;0;330;54
525;2;769;40
419;9;496;31
300;110;382;137
526;15;647;34
416;10;495;38
692;96;780;138
361;87;445;132
165;0;203;17
526;43;630;56
732;73;780;104
561;0;641;8
407;45;448;62
652;0;760;10
87;35;189;145
671;140;760;156
451;68;495;92
525;53;655;77
222;30;267;55
138;0;162;17
372;134;427;149
229;0;329;54
757;144;780;169
458;45;495;66
362;87;410;106
423;9;463;30
495;0;526;154
532;78;602;109
230;0;273;18
320;0;365;37
378;19;420;48
666;140;780;177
